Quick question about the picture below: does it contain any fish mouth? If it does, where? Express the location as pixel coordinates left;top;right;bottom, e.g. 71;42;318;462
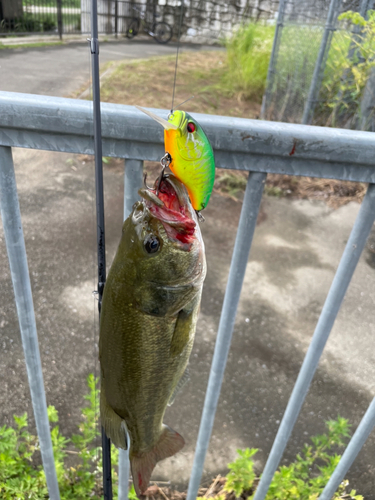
139;175;197;249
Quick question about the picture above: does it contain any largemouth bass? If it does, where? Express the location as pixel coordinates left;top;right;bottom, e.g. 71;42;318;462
99;174;206;497
136;105;215;212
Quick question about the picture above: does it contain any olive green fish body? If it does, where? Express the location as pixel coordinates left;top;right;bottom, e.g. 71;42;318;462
99;176;206;496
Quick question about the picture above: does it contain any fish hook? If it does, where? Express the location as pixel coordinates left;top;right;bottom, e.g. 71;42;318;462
144;173;153;190
156;152;172;196
196;211;205;223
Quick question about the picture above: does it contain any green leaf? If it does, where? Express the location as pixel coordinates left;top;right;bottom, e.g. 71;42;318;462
47;405;59;423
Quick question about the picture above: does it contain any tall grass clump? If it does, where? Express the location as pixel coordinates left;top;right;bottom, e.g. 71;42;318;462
224;23;274;102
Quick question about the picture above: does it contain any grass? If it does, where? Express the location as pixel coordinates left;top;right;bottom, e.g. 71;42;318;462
224;22;274;102
99;51;261;119
22;0;80;6
0;41;64;49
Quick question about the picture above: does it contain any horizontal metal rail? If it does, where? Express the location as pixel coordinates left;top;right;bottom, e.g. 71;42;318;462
1;91;375;500
1;92;375;182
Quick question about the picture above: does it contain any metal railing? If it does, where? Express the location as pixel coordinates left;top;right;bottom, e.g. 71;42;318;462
1;90;375;500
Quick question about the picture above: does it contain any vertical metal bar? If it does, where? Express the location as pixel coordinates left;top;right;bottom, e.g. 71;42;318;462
260;0;286;120
186;171;267;500
56;0;63;39
118;159;143;500
302;0;342;125
253;183;375;500
123;159;144;221
318;397;375;500
90;0;112;498
0;146;61;500
115;0;118;38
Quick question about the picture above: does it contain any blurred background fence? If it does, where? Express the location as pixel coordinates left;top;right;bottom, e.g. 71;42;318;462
0;0;275;39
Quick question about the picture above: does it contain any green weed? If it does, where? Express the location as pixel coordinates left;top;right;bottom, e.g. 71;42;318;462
223;23;274;102
0;374;115;499
218;417;362;500
319;10;375;128
0;381;363;499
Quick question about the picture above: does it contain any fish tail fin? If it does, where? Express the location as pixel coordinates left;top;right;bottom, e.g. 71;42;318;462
131;424;185;497
100;382;128;450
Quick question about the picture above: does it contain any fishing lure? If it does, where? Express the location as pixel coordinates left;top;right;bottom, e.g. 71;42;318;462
136;106;215;212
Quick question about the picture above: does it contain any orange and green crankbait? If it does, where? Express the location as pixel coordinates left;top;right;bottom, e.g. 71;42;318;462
136;106;215;212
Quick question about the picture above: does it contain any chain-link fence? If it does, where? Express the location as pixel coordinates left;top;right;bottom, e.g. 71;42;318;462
262;0;375;130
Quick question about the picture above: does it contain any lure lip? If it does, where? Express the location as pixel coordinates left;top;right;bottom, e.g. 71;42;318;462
135;105;178;131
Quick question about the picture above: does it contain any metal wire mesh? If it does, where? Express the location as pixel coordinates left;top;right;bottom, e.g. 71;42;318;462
263;0;373;126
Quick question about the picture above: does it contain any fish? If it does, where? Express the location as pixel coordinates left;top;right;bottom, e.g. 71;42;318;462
99;174;206;497
135;106;215;212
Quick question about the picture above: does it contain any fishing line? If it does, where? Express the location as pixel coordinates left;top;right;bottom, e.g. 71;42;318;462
171;0;185;113
174;95;195;110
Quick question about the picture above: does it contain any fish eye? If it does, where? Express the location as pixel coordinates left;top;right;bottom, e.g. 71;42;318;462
144;235;160;254
187;122;196;133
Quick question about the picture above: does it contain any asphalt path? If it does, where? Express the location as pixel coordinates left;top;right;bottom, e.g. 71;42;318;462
0;40;374;498
0;39;213;96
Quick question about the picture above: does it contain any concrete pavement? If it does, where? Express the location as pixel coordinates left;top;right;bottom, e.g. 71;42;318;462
0;38;215;97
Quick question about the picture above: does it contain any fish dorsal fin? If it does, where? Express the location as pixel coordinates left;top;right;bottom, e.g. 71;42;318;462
168;367;190;407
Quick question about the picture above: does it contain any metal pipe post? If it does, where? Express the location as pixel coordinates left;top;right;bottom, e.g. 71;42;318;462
118;159;144;500
260;0;286;120
186;172;267;500
0;146;61;500
90;0;112;498
318;397;375;500
253;182;375;500
123;159;144;221
302;0;342;125
56;0;63;40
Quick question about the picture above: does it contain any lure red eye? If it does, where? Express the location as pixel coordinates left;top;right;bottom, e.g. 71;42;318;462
187;122;196;133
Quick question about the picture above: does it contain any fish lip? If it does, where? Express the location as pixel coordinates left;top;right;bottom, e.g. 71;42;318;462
139;175;196;224
139;176;198;250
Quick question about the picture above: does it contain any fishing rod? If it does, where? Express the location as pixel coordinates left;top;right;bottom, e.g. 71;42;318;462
89;0;113;498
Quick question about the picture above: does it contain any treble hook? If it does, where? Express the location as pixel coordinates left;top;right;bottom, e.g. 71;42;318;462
144;173;153;190
156;152;172;196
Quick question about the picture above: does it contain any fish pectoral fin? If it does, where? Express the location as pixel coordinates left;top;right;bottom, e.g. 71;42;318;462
100;382;129;450
168;367;190;407
131;424;184;497
170;292;201;358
